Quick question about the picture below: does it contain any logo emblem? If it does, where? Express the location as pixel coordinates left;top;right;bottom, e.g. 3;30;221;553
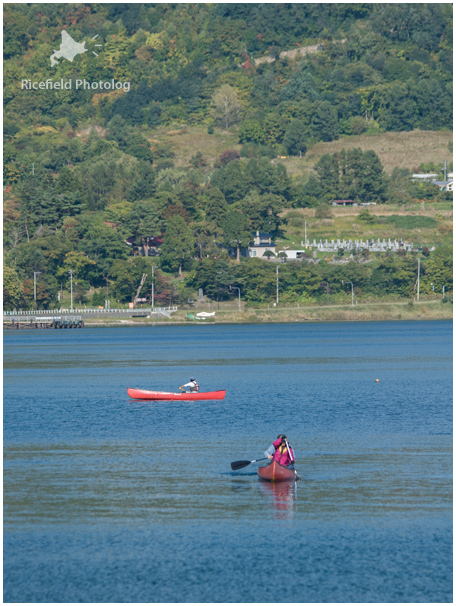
50;31;102;67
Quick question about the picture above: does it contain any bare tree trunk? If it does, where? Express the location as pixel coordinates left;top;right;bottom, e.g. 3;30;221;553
236;243;240;263
24;217;30;243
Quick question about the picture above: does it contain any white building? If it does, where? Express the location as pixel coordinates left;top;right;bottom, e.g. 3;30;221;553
244;232;276;258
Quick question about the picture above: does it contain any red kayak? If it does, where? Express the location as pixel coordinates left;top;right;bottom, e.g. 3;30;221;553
127;388;226;401
258;460;296;482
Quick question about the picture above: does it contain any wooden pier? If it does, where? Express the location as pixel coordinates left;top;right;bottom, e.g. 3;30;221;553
4;316;84;330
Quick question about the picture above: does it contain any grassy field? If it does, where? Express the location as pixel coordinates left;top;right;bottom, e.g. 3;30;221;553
148;125;241;168
148;125;452;175
275;130;453;176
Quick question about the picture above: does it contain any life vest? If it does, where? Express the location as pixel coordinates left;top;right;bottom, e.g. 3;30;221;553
272;439;294;466
190;381;199;392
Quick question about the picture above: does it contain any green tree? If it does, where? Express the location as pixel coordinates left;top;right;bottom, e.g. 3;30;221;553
239;192;285;235
3;262;23;309
379;84;416;131
56;251;96;285
237;259;277;302
283;120;307;156
75;214;129;283
187;258;234;301
111;257;150;303
222;209;252;262
311;102;339;142
238;120;266;144
125;201;163;256
315;154;340;201
369;257;417;298
160;215;195;276
263;113;288;145
210;160;249;204
422;244;453;295
293;174;323;208
203;187;228;231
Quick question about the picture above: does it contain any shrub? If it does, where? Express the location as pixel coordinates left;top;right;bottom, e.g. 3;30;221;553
350;116;367;135
358;208;376;224
315;204;333;219
217;150;241;166
92;291;105;306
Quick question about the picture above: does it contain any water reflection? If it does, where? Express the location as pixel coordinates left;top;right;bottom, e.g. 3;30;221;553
258;480;297;519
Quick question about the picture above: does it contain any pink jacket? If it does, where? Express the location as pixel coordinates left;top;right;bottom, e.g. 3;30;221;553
272;438;295;466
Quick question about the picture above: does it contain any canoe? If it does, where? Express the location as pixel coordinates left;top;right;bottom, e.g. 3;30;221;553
257;460;296;482
127;388;226;401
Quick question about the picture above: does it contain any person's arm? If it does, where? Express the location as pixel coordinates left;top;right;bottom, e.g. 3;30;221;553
264;444;275;459
179;382;190;392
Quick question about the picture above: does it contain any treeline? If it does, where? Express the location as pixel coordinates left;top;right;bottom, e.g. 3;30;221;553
4;244;453;310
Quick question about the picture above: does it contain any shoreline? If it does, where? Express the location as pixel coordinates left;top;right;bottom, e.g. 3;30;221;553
4;301;452;329
82;317;452;328
82;303;452;327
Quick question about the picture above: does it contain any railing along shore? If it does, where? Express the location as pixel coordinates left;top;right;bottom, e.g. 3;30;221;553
4;307;177;316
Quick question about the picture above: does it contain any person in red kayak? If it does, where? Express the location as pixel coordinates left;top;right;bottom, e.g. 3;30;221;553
179;377;199;393
264;434;295;468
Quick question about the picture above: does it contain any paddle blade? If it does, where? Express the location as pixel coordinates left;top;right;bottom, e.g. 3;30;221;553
230;460;252;471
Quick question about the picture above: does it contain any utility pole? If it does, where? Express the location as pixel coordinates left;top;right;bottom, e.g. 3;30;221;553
151;265;156;311
417;258;420;301
342;280;354;306
305;221;307;247
276;265;279;305
33;271;41;301
443;160;447;183
68;270;74;312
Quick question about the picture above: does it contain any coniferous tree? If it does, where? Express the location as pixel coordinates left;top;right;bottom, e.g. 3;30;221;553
311;101;339;142
203;187;228;230
160;215;195;276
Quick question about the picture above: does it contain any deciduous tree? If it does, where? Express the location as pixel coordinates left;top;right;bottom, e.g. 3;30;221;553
211;85;242;129
222;209;252;262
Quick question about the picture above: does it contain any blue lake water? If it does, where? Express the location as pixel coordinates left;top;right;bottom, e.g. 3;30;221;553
3;321;453;602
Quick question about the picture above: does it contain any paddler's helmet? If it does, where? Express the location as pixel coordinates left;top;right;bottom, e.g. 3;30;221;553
190;377;195;381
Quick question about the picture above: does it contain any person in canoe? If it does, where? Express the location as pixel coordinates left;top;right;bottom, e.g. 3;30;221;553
264;434;295;469
179;377;199;393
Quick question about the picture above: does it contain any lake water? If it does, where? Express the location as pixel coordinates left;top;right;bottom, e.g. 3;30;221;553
3;321;452;603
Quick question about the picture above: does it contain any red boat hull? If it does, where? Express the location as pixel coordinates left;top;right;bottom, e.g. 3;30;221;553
258;460;296;482
127;388;226;401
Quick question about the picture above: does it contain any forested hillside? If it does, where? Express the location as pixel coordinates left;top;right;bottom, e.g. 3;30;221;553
3;3;453;310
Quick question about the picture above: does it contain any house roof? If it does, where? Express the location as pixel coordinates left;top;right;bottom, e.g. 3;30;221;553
432;180;452;187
